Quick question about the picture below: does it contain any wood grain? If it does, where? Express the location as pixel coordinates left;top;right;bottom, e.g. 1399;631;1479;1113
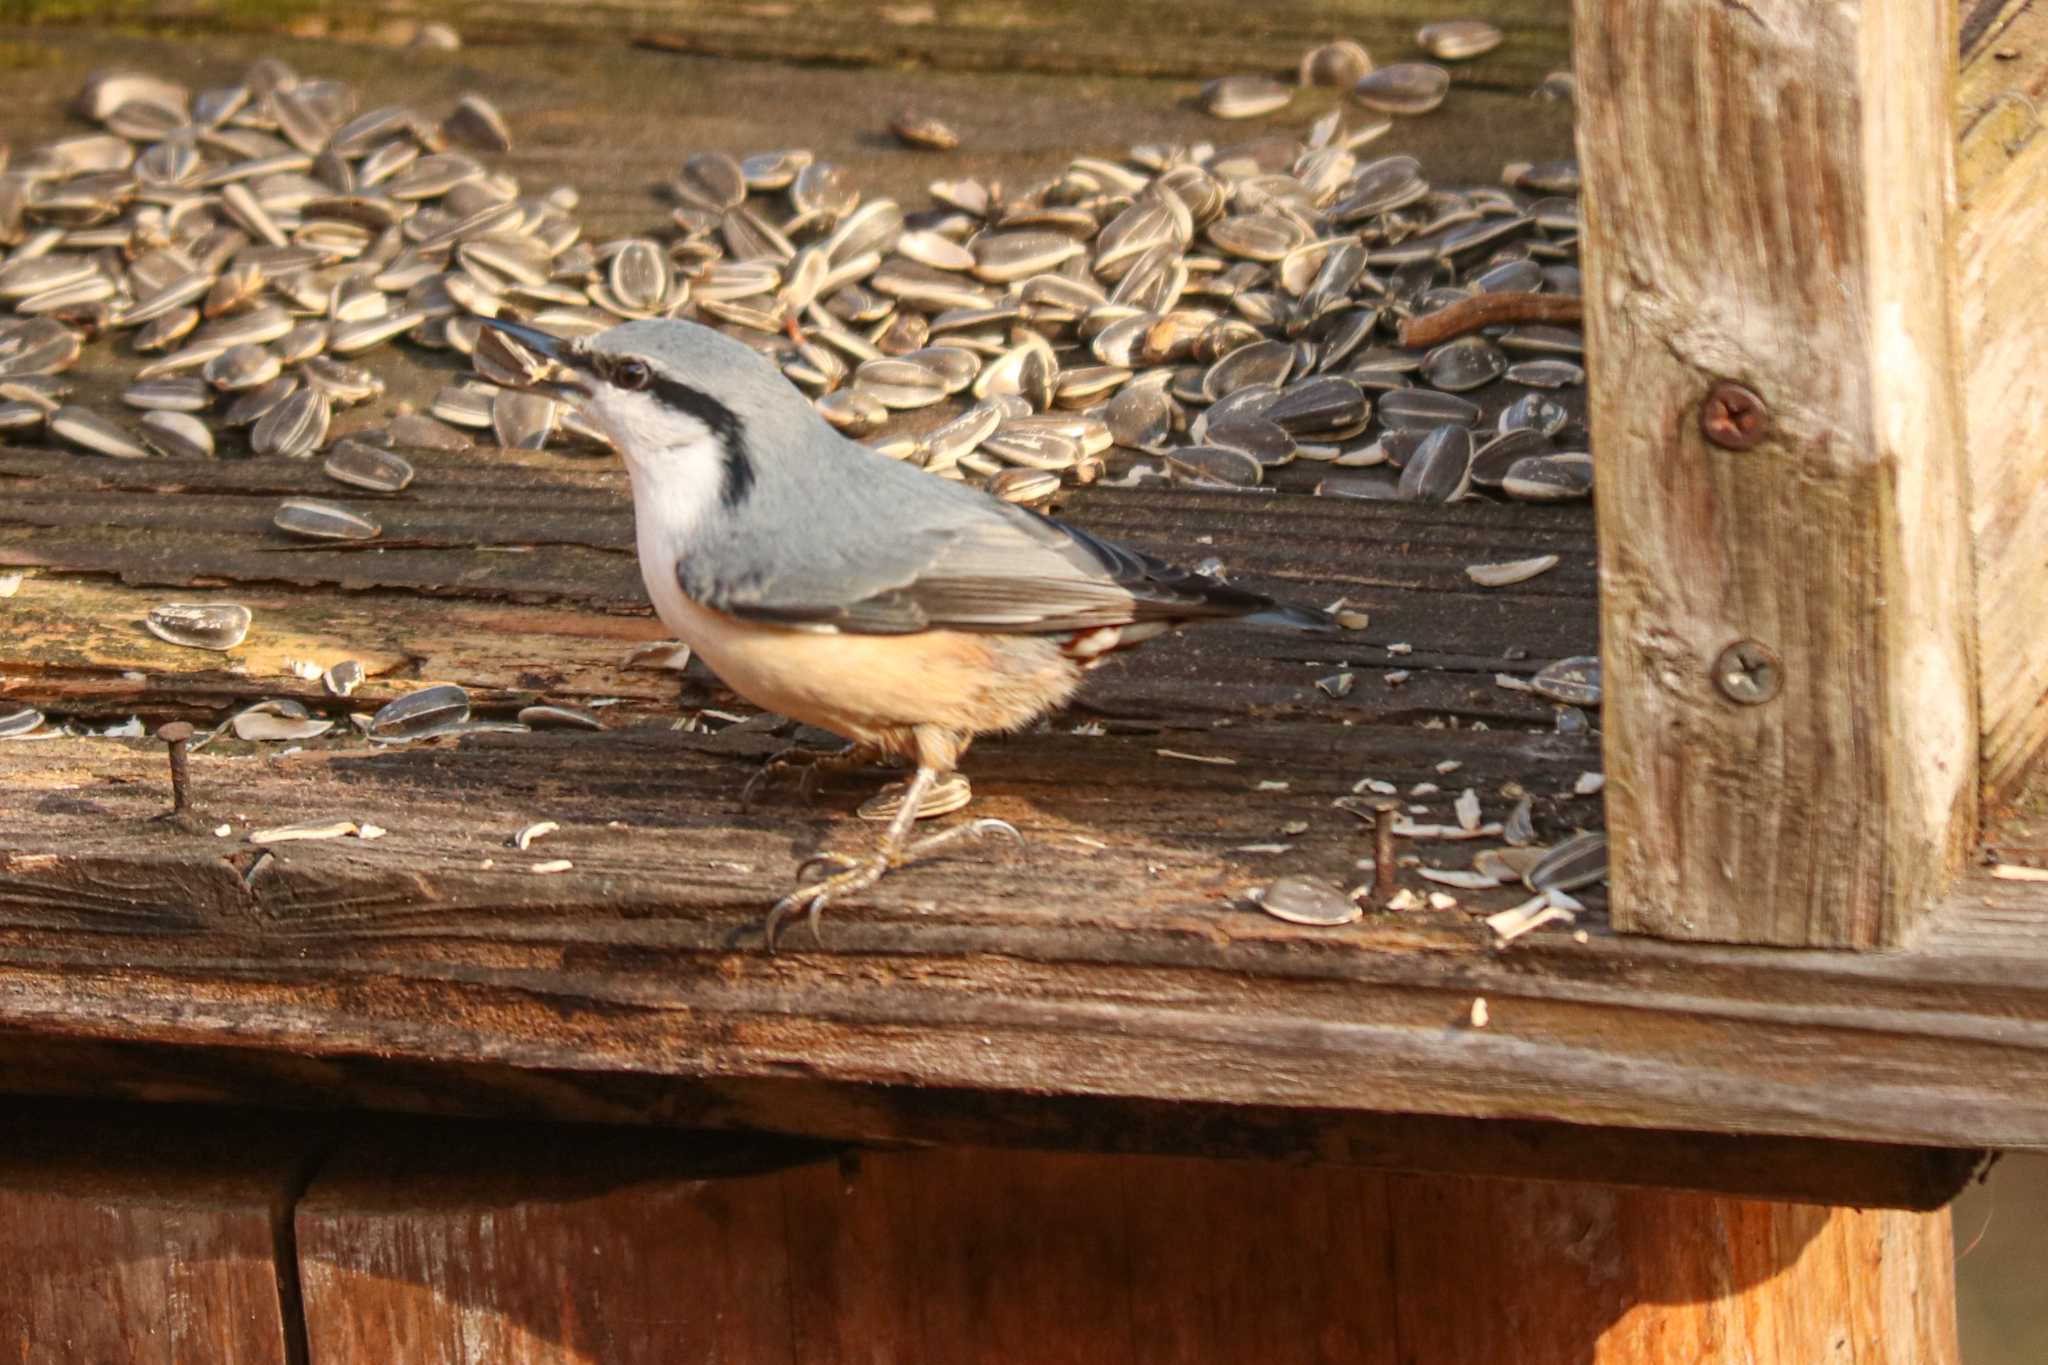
1387;1174;1957;1364
0;1103;322;1365
22;1;1574;89
1956;0;2048;806
295;1137;1958;1364
1573;0;1977;946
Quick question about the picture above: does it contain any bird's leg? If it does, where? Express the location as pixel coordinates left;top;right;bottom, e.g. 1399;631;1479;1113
763;764;1022;952
740;741;884;807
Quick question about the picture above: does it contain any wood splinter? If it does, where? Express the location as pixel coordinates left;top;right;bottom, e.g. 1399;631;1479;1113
1397;292;1584;349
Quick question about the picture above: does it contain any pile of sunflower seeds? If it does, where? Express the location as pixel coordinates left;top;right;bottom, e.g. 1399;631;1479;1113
0;49;1588;514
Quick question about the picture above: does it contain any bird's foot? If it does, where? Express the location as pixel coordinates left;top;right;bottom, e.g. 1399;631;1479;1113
764;818;1024;952
740;742;881;808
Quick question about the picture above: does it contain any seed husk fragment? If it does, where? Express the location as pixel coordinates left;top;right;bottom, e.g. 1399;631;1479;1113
1466;554;1560;587
145;602;252;651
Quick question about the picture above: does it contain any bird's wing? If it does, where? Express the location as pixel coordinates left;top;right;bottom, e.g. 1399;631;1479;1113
682;497;1287;636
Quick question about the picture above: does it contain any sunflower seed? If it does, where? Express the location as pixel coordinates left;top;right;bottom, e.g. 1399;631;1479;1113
1397;424;1473;502
853;356;950;409
1422;336;1507;391
323;439;414;491
1418;20;1503;60
1200;75;1293;120
1376;387;1479;430
223;375;298;426
1353;63;1451;115
138;410;215;458
1299;40;1373;88
250;388;330;457
1256;876;1360;926
1527;832;1607;892
1504;358;1585;389
1167;444;1263;487
145;602;251;651
491;390;558;449
51;406;149;458
858;771;972;821
0;707;45;739
988;466;1061;504
1501;453;1592;501
890;111;960;150
323;659;364;696
274;497;379;541
235;710;334;742
122;376;212;412
203;342;282;391
446;93;512;152
1532;654;1600;706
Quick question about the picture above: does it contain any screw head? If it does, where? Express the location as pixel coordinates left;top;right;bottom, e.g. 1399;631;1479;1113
1700;380;1768;450
1712;640;1782;705
156;721;194;744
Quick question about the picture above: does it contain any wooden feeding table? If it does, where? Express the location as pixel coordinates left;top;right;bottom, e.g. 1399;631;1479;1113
0;2;2044;1361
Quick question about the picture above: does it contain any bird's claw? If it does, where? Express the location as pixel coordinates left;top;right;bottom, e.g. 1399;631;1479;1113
741;744;875;809
762;817;1027;952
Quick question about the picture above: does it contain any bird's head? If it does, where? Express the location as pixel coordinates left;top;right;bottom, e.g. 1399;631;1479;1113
477;317;809;514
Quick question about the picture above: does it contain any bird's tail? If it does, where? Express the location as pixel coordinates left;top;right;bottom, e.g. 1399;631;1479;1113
1244;602;1339;632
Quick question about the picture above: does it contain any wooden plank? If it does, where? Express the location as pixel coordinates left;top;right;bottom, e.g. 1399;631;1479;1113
1387;1175;1957;1364
299;1136;1956;1364
0;724;2044;1165
1573;0;1977;946
1956;1;2048;805
26;1;1574;89
295;1123;822;1364
0;1102;321;1365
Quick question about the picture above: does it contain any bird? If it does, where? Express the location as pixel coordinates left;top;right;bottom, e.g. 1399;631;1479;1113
477;316;1332;947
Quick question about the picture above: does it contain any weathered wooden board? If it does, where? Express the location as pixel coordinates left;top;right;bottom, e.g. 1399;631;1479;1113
1957;0;2048;806
1574;0;1977;947
24;1;1574;90
0;1102;320;1365
296;1133;1957;1365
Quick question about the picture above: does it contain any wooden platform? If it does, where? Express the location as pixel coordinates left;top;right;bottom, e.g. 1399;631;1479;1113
0;17;2042;1217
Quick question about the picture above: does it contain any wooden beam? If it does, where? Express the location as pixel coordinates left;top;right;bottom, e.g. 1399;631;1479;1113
1574;0;1977;946
0;1103;323;1364
294;1133;1959;1365
1956;1;2048;805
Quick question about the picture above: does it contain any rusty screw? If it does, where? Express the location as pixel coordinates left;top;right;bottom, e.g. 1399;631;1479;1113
1712;640;1782;705
1372;799;1402;904
1700;380;1768;450
156;721;195;816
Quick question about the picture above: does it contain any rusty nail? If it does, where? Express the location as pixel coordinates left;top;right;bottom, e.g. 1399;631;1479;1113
1700;380;1768;450
156;721;194;814
1372;799;1401;903
1712;640;1783;705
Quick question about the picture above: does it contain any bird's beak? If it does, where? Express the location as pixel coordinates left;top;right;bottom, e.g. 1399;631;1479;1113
473;316;595;399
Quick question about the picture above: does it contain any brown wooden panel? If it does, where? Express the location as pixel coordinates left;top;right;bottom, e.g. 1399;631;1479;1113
297;1136;1958;1364
0;1103;321;1365
1956;0;2048;805
295;1124;830;1365
1388;1174;1958;1364
1574;0;1976;946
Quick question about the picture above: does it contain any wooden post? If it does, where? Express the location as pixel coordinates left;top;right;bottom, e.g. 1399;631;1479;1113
1574;0;1977;946
1956;0;2048;804
293;1135;1959;1364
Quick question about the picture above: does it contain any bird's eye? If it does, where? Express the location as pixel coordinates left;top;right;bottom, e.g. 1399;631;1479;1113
612;358;651;391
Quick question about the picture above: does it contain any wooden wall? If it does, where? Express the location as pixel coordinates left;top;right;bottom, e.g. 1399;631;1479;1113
0;1106;1960;1365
